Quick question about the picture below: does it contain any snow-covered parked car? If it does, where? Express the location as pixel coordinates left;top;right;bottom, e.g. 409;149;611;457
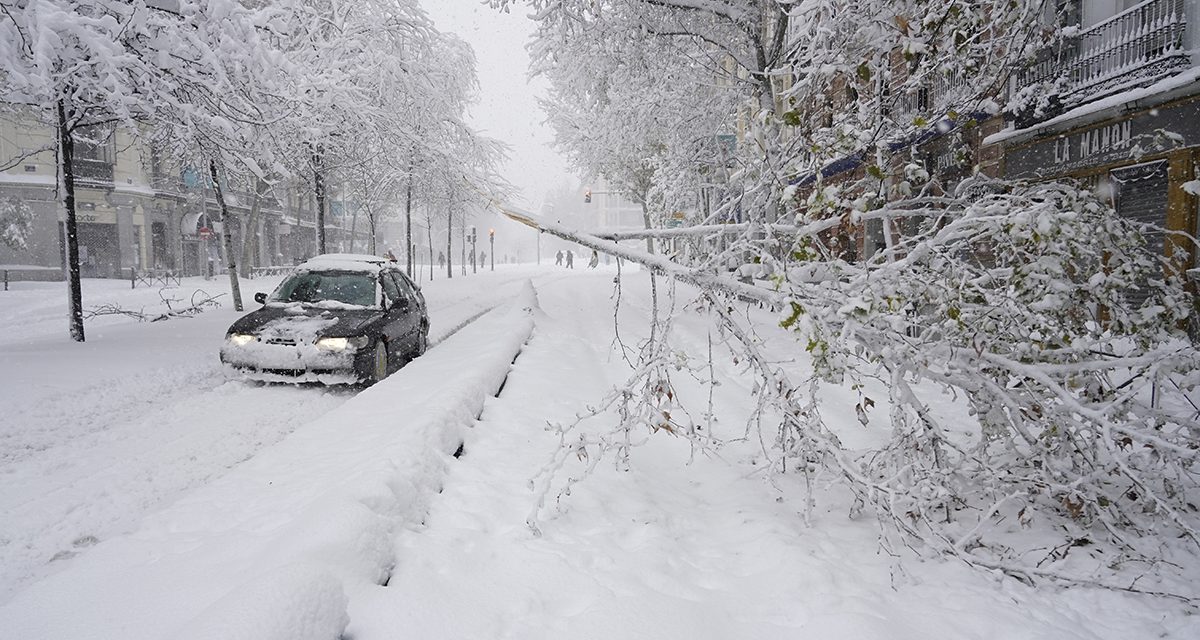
220;254;429;385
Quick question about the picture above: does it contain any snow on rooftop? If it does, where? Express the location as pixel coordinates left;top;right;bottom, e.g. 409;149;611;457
984;67;1200;146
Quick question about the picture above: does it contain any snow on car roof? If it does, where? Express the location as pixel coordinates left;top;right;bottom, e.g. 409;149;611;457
296;253;392;273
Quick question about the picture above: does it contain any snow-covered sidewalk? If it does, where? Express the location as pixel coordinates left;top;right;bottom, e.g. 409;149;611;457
353;273;1198;640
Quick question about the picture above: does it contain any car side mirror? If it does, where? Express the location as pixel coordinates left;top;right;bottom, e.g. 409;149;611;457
254;292;267;305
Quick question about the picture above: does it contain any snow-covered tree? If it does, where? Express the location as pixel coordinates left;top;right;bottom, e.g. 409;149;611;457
0;196;33;250
501;0;1200;599
0;0;182;341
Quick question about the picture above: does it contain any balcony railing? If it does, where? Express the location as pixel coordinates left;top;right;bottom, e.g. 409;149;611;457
72;158;113;185
1014;0;1190;124
898;69;972;119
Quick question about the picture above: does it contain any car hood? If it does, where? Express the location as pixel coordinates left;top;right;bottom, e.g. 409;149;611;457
227;304;379;340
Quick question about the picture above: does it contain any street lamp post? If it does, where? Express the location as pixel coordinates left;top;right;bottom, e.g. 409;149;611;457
489;228;494;271
470;226;477;274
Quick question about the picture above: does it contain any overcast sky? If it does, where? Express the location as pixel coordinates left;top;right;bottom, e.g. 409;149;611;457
420;0;577;213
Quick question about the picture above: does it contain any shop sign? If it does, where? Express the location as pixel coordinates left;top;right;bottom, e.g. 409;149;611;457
1005;98;1200;178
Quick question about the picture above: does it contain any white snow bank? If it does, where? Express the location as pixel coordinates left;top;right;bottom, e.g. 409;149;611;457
175;564;349;640
0;282;540;640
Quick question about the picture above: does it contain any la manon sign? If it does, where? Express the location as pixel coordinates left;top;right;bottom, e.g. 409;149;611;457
1052;120;1133;165
1005;97;1200;179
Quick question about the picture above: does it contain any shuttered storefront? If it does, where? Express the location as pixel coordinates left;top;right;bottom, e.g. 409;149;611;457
1111;159;1170;258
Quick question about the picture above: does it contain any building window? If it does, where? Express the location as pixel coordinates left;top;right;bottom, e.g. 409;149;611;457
73;125;115;164
72;125;115;183
1056;0;1082;27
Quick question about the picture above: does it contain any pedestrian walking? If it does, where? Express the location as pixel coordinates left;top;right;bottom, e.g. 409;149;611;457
479;251;486;266
555;250;564;266
565;249;574;269
437;251;445;268
588;250;599;268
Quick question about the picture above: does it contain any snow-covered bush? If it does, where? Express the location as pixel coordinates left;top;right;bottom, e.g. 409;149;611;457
1;198;33;250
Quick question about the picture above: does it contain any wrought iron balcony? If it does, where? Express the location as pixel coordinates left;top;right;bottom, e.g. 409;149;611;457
1012;0;1190;127
71;158;113;186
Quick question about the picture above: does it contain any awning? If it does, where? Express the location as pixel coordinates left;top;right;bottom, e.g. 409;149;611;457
179;211;203;235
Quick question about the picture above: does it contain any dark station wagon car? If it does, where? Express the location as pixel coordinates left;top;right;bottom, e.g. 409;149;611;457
220;254;429;385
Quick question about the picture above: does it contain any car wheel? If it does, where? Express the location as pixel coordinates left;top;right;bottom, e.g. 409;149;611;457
368;339;389;385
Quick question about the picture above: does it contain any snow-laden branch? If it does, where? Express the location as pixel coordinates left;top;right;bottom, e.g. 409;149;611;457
499;179;1200;600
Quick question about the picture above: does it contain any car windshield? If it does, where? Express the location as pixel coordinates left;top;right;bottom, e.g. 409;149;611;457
270;270;377;307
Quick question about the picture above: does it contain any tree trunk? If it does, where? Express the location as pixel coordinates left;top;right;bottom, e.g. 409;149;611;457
239;178;266;277
312;147;326;255
57;100;84;342
425;215;434;281
210;160;244;312
640;200;654;255
446;204;453;279
404;157;415;277
368;213;377;255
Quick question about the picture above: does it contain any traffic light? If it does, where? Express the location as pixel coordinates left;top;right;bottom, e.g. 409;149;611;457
584;189;592;203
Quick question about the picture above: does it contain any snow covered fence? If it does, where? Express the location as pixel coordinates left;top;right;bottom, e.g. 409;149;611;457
0;282;540;640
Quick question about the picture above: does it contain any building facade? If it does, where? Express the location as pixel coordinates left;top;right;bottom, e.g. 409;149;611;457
989;0;1200;276
780;0;1198;279
0;110;372;278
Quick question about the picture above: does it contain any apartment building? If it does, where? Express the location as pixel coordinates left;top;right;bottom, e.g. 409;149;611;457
780;0;1199;276
0;111;370;278
988;0;1200;274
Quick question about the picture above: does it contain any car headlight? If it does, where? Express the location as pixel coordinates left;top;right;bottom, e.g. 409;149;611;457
228;333;256;346
315;336;369;351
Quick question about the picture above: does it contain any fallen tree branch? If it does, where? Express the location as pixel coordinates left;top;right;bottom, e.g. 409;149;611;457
84;289;225;323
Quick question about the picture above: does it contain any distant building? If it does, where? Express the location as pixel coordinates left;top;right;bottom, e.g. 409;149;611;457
589;178;645;233
0;109;371;277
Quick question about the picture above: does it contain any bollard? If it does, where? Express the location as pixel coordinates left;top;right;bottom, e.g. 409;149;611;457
131;267;136;289
3;270;7;291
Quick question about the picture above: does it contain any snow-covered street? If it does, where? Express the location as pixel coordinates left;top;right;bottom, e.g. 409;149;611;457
1;267;1195;639
0;266;558;603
